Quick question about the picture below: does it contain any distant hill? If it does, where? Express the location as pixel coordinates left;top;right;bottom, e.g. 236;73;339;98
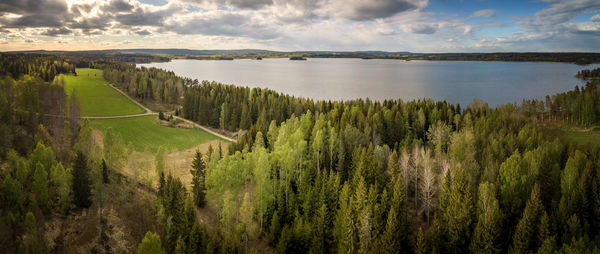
115;48;282;56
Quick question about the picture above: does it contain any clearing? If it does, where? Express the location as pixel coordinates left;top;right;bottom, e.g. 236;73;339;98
544;125;600;146
59;68;145;116
89;115;222;154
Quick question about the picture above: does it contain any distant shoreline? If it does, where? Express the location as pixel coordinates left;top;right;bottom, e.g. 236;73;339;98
155;56;600;66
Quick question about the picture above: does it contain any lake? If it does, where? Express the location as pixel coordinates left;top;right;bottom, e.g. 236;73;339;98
138;58;599;107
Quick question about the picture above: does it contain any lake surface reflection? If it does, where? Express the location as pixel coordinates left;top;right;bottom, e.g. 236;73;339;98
138;58;599;107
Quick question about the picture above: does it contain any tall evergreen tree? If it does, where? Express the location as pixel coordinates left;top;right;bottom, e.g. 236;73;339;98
72;151;92;208
380;176;408;253
191;150;206;207
470;182;502;254
511;184;545;253
101;159;109;184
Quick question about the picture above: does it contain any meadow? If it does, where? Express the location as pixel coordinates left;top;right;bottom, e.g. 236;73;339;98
89;115;222;153
60;68;145;116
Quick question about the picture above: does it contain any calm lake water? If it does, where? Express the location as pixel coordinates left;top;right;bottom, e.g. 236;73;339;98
138;58;599;107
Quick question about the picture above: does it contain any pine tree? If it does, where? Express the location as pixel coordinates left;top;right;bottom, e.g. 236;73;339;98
191;150;206;207
72;151;92;208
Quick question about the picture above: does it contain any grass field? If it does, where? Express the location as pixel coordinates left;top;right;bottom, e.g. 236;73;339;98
60;68;145;116
89;115;222;153
544;126;600;146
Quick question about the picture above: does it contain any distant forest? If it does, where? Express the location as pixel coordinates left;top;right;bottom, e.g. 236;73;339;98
8;50;600;65
1;52;600;253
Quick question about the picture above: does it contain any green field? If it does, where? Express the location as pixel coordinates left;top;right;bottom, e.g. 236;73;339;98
60;68;145;116
545;126;600;147
89;116;221;153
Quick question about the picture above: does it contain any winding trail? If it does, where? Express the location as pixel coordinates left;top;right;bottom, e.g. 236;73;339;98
105;84;236;142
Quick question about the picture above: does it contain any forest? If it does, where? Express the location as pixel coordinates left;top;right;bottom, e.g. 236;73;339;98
1;53;600;253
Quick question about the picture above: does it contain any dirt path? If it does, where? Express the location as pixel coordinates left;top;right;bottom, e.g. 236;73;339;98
106;84;236;142
107;84;152;114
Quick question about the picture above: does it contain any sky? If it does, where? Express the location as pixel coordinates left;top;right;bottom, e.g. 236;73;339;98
0;0;598;52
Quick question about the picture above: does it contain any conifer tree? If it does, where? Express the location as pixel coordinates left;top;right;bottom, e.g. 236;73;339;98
511;184;544;253
101;159;109;184
470;182;502;254
191;150;206;207
380;176;407;253
72;151;92;208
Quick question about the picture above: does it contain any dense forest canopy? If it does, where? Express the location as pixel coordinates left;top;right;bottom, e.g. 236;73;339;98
1;52;600;253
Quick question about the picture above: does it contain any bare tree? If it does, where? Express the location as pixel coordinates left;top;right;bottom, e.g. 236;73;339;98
419;149;436;226
412;146;421;208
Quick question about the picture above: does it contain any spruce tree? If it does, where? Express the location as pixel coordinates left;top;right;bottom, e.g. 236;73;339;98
191;150;206;207
470;182;502;254
101;159;109;184
511;184;544;253
72;151;92;208
380;176;407;253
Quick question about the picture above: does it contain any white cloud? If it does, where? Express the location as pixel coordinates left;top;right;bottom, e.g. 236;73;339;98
471;9;497;18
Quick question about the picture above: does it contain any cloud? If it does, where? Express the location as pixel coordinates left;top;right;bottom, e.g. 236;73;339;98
103;0;135;13
169;11;279;39
180;0;274;10
41;27;72;36
471;9;497;18
328;0;427;21
135;29;151;35
0;0;70;29
403;23;437;34
519;0;600;32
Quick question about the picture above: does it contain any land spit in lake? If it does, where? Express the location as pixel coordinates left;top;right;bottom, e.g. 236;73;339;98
139;58;600;107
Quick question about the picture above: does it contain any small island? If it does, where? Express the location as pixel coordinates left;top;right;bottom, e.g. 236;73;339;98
289;56;307;60
576;67;600;79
